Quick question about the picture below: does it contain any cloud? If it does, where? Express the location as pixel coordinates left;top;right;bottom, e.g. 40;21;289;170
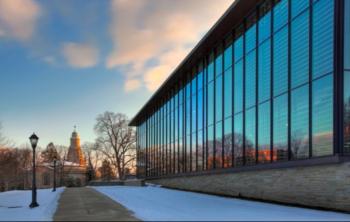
0;0;41;41
124;79;142;92
62;42;99;68
107;0;233;92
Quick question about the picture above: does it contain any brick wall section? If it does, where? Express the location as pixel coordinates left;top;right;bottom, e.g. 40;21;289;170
149;163;350;212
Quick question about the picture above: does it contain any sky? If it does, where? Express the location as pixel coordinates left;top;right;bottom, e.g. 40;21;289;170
0;0;233;147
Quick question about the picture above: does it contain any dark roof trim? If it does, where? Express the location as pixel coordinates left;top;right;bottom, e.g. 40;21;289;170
130;0;260;126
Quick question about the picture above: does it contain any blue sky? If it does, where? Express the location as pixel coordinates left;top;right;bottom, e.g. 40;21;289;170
0;0;232;147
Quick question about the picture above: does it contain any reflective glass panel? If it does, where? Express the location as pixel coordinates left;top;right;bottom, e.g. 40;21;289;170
192;93;197;133
234;60;243;113
312;74;333;156
224;43;233;70
192;132;196;172
273;0;289;32
224;117;233;168
216;75;223;122
344;71;350;153
258;101;271;163
208;125;214;169
224;68;233;118
235;36;244;63
215;121;223;168
258;40;271;103
246;50;256;108
198;130;203;171
273;94;289;161
208;82;214;126
234;113;244;166
245;107;256;165
273;26;288;96
291;85;309;159
345;0;350;69
246;24;257;53
291;0;309;18
198;89;203;130
259;11;271;44
312;0;334;79
216;49;223;76
291;11;309;88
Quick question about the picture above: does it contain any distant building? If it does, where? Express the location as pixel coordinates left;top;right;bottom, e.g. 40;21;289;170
131;0;350;212
25;129;87;189
63;129;87;186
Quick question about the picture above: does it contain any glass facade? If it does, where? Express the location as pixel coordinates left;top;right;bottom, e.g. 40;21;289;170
135;0;342;178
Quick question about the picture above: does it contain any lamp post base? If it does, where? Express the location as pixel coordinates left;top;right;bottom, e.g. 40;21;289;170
29;202;39;208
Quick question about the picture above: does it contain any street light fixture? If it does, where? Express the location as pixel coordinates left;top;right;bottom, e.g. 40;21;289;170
29;133;39;208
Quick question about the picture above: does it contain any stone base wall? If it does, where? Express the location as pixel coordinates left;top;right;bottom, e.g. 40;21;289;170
149;162;350;212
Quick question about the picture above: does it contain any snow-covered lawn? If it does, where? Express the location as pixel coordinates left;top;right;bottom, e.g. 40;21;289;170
94;186;350;221
0;188;64;221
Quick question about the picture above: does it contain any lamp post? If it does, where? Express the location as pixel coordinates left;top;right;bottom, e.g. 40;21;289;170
29;133;39;208
52;157;57;192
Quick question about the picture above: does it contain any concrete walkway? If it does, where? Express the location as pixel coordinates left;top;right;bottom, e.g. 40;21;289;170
54;187;140;221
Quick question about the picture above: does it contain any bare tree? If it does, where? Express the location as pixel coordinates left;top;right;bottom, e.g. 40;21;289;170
94;112;136;180
83;142;101;181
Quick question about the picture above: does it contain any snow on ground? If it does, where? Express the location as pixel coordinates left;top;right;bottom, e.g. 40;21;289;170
0;188;64;221
94;186;350;221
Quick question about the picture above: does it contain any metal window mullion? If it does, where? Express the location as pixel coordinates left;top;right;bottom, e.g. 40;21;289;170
309;0;313;158
270;0;275;163
288;0;292;160
256;7;259;165
334;0;344;155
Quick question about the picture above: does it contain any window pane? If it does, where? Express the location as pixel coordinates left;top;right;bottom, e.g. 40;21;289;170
216;75;223;122
192;132;196;172
312;0;334;78
234;113;244;166
345;0;350;69
291;0;309;18
291;85;309;159
224;68;233;118
215;121;223;168
312;74;333;156
258;101;271;163
216;49;223;76
208;82;214;126
274;26;288;96
258;40;271;103
273;94;289;161
246;50;256;108
245;107;256;165
246;24;257;53
224;117;233;168
198;89;203;130
198;130;203;171
234;36;244;63
208;53;214;82
186;96;191;135
224;44;233;70
208;125;214;169
192;93;196;133
291;11;309;88
186;134;191;172
273;0;289;32
234;60;243;113
344;71;350;153
258;11;271;44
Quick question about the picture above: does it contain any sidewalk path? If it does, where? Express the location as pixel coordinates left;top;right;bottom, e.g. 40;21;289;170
53;187;140;221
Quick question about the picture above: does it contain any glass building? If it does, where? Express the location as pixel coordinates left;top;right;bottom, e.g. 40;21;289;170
131;0;350;179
